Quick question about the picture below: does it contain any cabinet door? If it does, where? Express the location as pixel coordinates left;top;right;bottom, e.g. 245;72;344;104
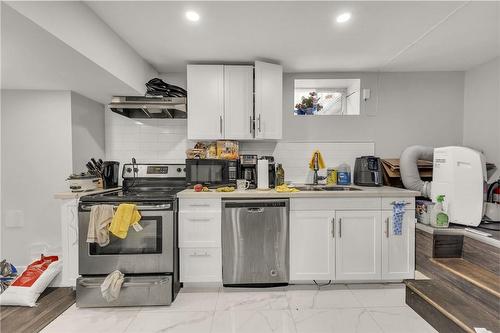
290;211;335;281
381;210;415;280
335;211;381;281
254;61;282;140
224;66;254;140
187;65;224;140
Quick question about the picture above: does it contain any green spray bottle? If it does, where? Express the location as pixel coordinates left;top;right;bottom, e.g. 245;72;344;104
431;195;449;228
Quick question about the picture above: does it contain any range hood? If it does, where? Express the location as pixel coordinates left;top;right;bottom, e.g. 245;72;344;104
108;96;187;119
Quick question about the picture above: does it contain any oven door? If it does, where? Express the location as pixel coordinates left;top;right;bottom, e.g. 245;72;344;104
78;202;174;275
185;159;230;187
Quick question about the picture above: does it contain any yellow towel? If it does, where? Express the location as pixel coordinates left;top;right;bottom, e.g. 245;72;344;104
309;150;326;170
108;204;141;239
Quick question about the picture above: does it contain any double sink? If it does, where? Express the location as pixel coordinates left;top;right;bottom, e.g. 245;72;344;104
291;184;361;192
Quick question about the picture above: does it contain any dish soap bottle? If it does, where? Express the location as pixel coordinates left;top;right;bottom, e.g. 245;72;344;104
431;195;449;228
276;164;285;186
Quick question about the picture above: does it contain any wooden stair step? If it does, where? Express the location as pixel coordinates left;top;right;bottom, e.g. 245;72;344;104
406;280;500;333
432;258;500;297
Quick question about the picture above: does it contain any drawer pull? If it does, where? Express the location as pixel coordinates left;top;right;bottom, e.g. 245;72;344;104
188;204;211;207
188;218;211;222
189;252;210;257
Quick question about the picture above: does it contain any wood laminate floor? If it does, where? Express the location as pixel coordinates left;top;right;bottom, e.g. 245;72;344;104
0;287;75;333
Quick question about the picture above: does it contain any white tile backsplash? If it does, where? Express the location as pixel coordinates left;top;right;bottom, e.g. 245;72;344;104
105;110;374;183
105;110;189;166
244;141;374;183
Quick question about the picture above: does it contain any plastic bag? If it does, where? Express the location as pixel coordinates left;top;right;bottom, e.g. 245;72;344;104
0;255;62;306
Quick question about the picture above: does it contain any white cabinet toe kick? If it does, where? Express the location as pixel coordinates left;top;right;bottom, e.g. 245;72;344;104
178;196;416;285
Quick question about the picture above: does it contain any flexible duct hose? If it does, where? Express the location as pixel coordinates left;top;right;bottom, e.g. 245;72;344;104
400;145;434;197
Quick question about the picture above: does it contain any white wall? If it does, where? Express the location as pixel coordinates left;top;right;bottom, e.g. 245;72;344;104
71;92;105;172
463;57;500;169
283;72;464;157
1;90;73;265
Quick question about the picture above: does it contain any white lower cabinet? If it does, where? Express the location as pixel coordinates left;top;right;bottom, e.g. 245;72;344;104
335;211;382;281
180;248;222;283
381;210;416;280
290;211;335;281
178;198;222;283
289;197;415;283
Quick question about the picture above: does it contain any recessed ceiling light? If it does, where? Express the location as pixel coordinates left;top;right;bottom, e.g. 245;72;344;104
336;12;351;23
185;11;200;22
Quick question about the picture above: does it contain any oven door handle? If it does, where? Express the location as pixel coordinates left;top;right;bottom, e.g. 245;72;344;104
80;203;171;211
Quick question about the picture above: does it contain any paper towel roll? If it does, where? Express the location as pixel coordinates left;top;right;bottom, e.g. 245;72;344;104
257;159;269;190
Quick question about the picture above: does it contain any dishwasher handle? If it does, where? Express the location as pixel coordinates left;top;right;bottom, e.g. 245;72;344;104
223;200;288;209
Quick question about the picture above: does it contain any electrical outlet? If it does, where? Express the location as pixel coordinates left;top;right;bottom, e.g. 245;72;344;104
5;210;24;227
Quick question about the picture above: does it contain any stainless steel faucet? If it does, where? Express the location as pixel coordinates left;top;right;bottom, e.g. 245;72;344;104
312;152;326;185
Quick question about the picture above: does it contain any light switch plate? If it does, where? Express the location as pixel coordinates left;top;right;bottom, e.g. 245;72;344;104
5;210;24;228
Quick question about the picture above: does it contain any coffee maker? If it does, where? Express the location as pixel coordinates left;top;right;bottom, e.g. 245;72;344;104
239;154;258;189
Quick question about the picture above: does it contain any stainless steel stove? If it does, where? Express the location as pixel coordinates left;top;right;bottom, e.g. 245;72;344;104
76;163;186;308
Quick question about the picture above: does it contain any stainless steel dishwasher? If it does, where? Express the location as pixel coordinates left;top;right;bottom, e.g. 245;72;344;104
222;199;289;286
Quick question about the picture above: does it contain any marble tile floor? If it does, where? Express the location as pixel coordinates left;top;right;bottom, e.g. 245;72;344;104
41;283;437;333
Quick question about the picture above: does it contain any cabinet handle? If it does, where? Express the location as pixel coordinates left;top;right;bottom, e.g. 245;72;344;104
190;251;210;257
188;218;211;222
249;116;253;134
188;204;210;207
386;217;390;237
331;218;335;238
258;114;262;132
339;218;342;238
219;115;223;135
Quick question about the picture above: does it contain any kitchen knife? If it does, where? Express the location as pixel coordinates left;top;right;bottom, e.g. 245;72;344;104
91;158;101;172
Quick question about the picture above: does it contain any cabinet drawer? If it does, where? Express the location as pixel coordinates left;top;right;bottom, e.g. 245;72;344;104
180;248;222;283
381;197;415;210
179;212;221;247
179;198;221;212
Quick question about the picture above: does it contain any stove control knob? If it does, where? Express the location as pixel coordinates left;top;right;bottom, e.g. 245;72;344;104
176;168;182;173
126;167;132;173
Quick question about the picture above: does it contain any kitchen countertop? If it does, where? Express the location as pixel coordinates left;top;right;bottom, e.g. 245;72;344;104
176;185;420;199
54;187;121;200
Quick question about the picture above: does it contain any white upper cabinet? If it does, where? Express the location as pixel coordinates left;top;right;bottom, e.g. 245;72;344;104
224;66;254;140
255;61;283;140
187;61;282;141
381;210;415;280
187;65;224;140
335;211;382;281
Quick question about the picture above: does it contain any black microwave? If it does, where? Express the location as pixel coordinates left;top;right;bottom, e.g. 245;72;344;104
185;159;238;187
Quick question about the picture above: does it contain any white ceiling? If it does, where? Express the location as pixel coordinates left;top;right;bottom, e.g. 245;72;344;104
87;1;499;73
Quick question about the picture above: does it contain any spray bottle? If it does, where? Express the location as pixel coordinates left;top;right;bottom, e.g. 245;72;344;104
431;195;449;228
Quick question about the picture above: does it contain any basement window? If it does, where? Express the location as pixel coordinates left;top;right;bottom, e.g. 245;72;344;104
294;79;361;116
